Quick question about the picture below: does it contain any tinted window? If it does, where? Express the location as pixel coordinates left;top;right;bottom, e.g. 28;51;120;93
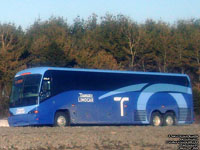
47;70;189;97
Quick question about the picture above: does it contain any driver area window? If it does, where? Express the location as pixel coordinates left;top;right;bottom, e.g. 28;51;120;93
40;76;52;101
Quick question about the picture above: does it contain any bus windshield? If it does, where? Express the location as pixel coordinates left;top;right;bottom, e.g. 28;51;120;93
10;74;42;108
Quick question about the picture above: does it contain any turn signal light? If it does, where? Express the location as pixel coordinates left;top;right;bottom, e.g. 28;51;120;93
28;110;39;114
9;111;14;117
34;110;39;114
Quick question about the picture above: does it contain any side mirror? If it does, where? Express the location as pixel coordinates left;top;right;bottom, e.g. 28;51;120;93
39;91;43;97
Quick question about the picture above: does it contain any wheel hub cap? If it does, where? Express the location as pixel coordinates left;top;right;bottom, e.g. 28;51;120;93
57;116;66;127
153;116;161;126
166;116;173;126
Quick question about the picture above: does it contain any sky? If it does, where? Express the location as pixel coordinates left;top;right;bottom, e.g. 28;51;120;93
0;0;200;30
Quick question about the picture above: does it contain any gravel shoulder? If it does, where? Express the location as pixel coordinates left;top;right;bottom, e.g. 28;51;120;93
0;124;199;150
0;119;9;127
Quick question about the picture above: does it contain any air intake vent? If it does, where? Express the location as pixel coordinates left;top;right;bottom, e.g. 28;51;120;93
134;110;147;121
178;108;191;121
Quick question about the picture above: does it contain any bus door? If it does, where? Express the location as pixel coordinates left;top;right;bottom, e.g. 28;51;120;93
39;72;54;124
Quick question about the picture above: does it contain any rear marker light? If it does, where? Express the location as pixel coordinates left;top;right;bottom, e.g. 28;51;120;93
21;72;31;76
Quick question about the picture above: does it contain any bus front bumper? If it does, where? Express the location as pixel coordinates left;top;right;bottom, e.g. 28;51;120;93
8;114;40;127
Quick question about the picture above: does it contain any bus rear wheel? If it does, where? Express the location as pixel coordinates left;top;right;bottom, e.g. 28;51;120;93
163;112;176;126
151;112;163;126
54;112;69;127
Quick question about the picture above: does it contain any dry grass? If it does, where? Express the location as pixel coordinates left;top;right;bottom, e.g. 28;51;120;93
0;124;199;150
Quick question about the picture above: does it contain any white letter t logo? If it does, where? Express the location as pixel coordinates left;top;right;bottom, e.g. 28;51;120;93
114;97;129;117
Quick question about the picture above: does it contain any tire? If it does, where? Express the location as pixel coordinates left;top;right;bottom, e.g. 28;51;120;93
150;112;163;126
163;112;176;126
54;112;69;127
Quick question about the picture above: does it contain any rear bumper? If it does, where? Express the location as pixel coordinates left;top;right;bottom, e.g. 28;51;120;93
177;120;194;125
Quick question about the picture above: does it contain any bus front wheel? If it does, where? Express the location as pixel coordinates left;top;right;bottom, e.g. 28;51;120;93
54;112;69;127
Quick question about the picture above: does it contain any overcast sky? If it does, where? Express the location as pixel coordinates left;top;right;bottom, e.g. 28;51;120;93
0;0;200;29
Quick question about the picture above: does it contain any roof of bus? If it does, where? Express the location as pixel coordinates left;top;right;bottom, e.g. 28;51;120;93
15;67;189;78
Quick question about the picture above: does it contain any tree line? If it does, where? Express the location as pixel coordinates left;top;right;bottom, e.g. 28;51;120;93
0;14;200;115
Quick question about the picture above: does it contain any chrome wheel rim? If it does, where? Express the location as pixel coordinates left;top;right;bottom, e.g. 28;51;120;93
153;116;161;126
166;116;174;126
57;116;66;127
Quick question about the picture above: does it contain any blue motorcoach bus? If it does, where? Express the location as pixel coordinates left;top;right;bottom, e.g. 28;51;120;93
8;67;194;127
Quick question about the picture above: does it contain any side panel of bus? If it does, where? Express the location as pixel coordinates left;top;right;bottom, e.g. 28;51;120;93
38;70;193;125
